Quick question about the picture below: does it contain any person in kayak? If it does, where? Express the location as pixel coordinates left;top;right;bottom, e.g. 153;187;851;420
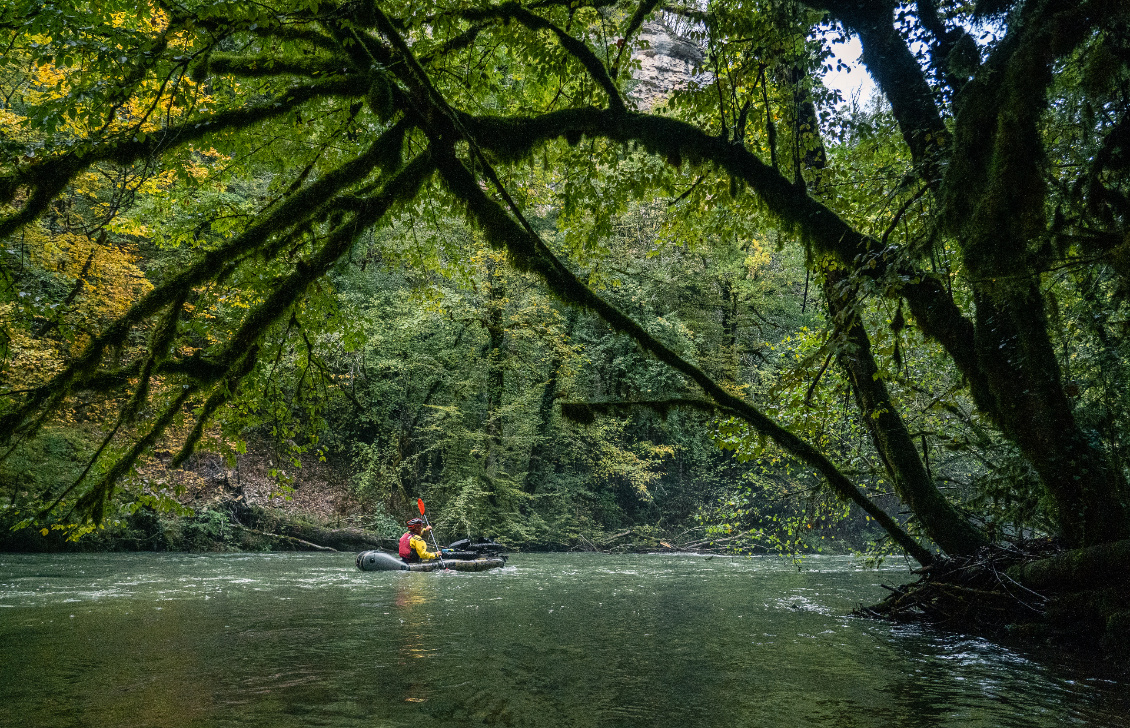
399;518;441;563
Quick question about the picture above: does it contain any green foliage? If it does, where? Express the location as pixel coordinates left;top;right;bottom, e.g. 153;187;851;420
1;0;1128;562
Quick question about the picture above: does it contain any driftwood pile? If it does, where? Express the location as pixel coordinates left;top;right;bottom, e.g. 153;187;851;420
860;542;1057;630
859;539;1130;657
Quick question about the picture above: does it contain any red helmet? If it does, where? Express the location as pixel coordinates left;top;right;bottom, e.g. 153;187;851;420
406;518;426;529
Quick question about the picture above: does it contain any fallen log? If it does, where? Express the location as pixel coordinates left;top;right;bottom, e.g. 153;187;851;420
275;522;389;551
1007;539;1130;592
231;524;337;551
221;500;391;551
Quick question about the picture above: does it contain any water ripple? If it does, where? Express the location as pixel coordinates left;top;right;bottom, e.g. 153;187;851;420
1;552;1126;728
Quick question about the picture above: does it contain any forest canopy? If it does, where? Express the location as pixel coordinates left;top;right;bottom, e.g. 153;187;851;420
1;0;1128;563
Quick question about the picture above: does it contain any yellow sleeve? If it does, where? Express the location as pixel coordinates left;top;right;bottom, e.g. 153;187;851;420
411;535;437;560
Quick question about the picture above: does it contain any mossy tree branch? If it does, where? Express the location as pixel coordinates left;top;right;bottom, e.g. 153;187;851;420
371;12;934;560
0;121;413;448
33;150;435;524
0;76;366;242
426;138;933;564
454;107;991;409
935;0;1130;546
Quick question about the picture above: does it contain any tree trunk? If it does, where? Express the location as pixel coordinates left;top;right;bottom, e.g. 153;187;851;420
972;289;1127;547
824;270;988;555
941;5;1129;547
717;279;742;385
788;55;987;556
823;0;1130;548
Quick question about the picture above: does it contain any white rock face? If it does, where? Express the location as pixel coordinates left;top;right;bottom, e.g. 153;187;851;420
628;21;707;111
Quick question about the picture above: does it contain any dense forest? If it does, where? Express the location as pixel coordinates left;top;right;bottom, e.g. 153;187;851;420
1;0;1129;645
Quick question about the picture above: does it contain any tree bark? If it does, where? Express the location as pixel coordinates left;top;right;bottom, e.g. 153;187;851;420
824;270;988;554
718;279;741;385
822;0;1129;547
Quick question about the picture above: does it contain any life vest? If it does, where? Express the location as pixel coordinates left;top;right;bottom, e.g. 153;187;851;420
399;531;419;562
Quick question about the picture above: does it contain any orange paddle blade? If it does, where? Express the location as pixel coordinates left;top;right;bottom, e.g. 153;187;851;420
417;498;426;515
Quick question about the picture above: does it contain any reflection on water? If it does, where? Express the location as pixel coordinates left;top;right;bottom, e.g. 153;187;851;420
0;552;1126;728
395;576;437;705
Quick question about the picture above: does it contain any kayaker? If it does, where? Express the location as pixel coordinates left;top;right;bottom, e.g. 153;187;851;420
399;518;441;563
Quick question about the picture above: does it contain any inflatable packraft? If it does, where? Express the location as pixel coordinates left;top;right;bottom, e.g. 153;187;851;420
356;538;508;572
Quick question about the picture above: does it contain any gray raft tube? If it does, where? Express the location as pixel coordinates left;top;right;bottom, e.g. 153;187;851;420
356;550;507;572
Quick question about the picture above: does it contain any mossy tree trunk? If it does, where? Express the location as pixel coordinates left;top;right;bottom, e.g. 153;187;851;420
524;307;577;493
819;0;1129;548
937;0;1128;547
482;257;507;502
789;57;988;556
824;270;988;555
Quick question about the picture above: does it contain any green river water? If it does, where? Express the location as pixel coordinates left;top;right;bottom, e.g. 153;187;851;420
1;552;1126;727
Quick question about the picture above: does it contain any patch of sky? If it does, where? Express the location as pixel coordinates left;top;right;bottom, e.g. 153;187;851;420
822;33;877;107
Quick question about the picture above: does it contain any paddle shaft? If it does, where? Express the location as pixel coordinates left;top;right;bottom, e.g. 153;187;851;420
420;512;446;568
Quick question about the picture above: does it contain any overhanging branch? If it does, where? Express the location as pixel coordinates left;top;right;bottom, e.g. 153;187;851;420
0;76;366;242
0;122;412;448
458;106;988;405
431;141;934;565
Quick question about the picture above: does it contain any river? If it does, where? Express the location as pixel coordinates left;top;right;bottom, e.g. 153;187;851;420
0;552;1126;727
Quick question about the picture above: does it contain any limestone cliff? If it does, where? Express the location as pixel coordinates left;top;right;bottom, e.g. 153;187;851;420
628;21;707;111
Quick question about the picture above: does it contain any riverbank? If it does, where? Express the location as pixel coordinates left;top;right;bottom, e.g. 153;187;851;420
0;443;757;555
0;441;397;553
0;498;774;556
0;498;392;553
